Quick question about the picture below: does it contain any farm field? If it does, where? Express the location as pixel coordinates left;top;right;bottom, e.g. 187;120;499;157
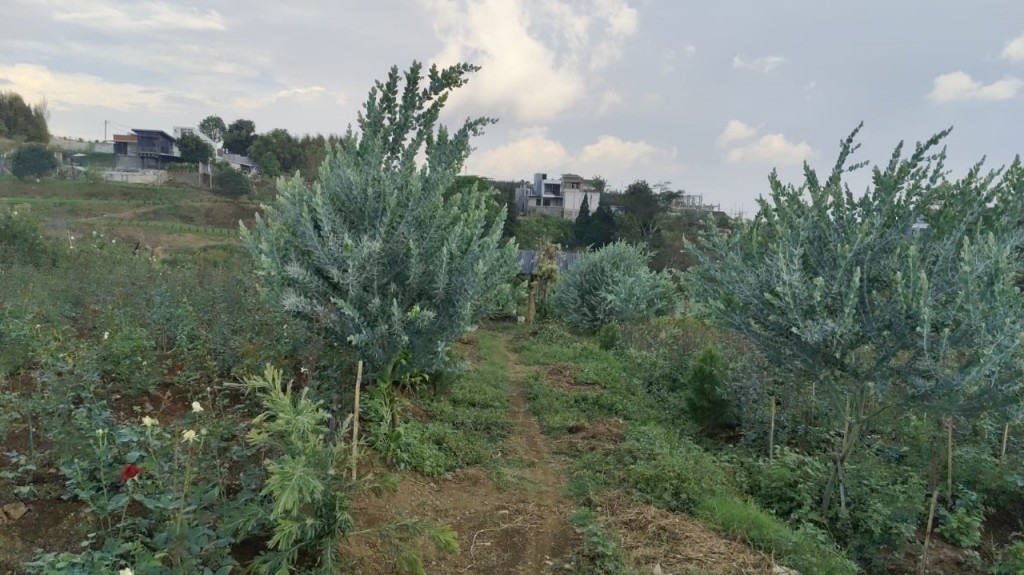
3;64;1024;575
3;164;1024;575
0;178;837;575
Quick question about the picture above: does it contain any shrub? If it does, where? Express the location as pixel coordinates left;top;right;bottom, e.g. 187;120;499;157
681;346;736;434
991;539;1024;575
9;143;58;180
550;241;676;331
243;62;520;381
596;323;619;351
212;162;250;197
0;205;60;267
938;489;986;549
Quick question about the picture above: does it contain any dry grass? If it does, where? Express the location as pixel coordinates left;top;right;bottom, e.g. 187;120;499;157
596;492;775;575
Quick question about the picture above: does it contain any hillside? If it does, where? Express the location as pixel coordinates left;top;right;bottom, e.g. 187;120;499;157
0;176;262;257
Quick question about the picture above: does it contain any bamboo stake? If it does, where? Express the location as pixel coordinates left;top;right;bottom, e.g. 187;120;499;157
768;396;776;464
946;419;953;501
920;488;941;575
1001;423;1010;460
351;360;363;481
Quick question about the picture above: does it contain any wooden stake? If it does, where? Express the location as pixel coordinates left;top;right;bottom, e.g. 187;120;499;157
351;360;363;481
768;396;776;464
1001;423;1010;460
920;488;941;575
526;283;537;325
946;419;953;501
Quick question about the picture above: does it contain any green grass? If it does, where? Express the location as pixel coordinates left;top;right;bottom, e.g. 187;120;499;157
399;331;514;476
510;322;858;575
0;176;202;203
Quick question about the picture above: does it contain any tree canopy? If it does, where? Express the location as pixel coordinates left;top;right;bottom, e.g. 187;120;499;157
223;119;256;156
198;115;227;144
176;132;215;165
0;91;49;143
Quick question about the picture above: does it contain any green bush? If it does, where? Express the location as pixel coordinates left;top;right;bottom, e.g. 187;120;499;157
681;346;736;434
991;539;1024;575
596;323;619;351
938;489;986;549
212;162;250;197
0;205;61;267
514;214;574;249
551;241;676;331
92;326;158;395
10;143;58;180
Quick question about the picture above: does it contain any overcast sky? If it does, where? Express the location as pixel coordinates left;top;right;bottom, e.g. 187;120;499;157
2;0;1023;213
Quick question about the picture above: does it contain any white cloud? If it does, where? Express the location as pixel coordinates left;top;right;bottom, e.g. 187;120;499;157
733;54;787;74
418;0;639;122
927;71;1023;102
725;134;813;166
1003;34;1024;62
715;120;757;149
0;62;343;119
468;126;678;181
232;86;346;110
31;0;225;32
0;63;192;111
716;120;812;166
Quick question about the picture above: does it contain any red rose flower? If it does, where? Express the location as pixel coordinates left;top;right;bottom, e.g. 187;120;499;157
118;464;142;482
174;364;185;374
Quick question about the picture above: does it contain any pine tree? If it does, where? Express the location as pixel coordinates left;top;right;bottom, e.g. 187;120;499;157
573;193;592;248
242;62;520;381
590;204;618;248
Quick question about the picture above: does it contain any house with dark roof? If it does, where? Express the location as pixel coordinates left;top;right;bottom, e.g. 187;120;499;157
112;129;181;170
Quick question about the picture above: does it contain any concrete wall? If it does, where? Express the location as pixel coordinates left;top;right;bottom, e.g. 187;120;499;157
116;155;143;170
100;169;169;184
562;190;601;220
167;171;209;188
525;205;564;218
51;138;115;154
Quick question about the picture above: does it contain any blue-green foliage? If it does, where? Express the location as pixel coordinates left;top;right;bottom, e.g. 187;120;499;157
243;62;520;379
550;241;676;330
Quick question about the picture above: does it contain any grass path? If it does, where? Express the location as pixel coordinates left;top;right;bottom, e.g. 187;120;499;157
344;330;578;574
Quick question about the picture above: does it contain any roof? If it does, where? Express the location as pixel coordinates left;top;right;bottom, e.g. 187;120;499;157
131;129;176;141
517;249;582;275
113;134;137;143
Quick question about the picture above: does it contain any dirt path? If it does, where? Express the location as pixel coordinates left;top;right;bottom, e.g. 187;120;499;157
344;336;577;575
502;346;575;574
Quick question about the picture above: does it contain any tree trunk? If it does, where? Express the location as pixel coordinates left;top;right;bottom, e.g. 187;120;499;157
821;393;864;515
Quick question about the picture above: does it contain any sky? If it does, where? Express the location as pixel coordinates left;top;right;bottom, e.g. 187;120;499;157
2;0;1023;215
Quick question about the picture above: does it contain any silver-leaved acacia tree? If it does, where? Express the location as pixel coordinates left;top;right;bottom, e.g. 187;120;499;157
688;124;1024;512
242;62;520;381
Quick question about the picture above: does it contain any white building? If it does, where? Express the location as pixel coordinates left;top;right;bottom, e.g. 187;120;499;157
516;172;602;219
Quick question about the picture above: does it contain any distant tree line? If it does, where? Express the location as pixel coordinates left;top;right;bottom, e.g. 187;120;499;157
188;114;344;180
0;91;50;143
